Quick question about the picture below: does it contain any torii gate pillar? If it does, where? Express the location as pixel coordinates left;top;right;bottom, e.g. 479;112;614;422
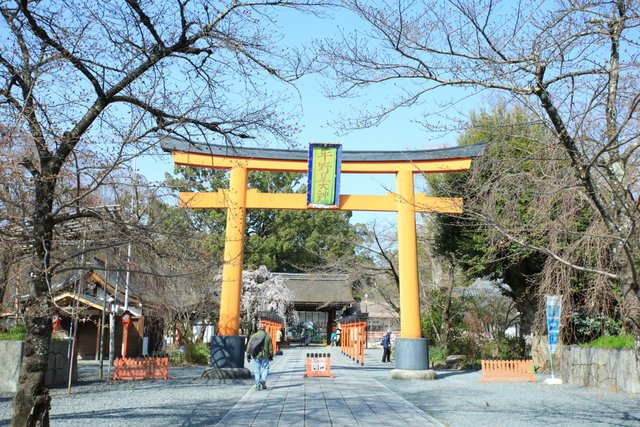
207;165;250;372
397;170;421;338
219;165;248;336
394;169;431;370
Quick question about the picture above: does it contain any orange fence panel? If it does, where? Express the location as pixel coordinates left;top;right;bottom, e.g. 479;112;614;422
258;312;283;354
480;359;536;382
262;319;282;352
113;357;169;381
304;353;334;378
340;317;366;366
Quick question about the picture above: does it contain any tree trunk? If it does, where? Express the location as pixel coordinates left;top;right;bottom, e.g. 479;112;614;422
10;300;52;427
439;259;455;353
621;286;640;332
175;321;189;346
503;260;539;336
196;317;208;344
0;250;11;308
11;177;56;427
617;259;640;332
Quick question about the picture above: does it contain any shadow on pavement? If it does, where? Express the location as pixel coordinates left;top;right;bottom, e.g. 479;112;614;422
433;369;479;378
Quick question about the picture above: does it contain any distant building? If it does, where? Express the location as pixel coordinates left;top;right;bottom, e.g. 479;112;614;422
274;273;354;344
360;300;400;346
1;260;164;360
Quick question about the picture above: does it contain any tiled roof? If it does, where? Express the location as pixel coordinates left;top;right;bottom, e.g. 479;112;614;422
160;138;485;162
274;273;354;305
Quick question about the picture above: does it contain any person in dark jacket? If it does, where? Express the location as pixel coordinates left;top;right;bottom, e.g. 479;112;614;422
381;330;392;363
246;323;274;390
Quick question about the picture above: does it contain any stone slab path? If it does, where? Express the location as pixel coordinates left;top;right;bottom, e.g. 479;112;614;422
216;346;442;426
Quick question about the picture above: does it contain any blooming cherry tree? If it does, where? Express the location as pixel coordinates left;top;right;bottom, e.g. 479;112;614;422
240;266;298;333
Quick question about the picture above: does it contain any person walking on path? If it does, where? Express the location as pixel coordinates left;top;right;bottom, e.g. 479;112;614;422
246;323;274;390
381;330;392;363
276;327;283;353
280;327;286;349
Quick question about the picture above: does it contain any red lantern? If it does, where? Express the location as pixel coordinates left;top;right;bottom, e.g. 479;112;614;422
52;313;61;332
121;311;132;358
122;311;131;329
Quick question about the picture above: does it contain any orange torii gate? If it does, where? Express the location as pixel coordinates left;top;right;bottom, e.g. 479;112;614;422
161;138;483;372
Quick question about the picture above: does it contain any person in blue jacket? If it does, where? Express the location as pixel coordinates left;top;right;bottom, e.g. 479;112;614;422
381;330;392;363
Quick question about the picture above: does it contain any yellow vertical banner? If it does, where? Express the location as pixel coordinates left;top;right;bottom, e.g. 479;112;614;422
307;143;341;208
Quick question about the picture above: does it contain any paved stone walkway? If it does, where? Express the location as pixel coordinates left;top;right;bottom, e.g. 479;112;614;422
216;346;442;426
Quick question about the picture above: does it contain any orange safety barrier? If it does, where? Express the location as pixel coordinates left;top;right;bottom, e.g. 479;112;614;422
304;353;334;378
480;359;537;382
113;357;169;381
340;317;366;366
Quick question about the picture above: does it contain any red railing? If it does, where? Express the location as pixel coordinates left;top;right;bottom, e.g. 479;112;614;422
481;359;536;382
261;319;283;352
340;318;366;366
113;357;169;381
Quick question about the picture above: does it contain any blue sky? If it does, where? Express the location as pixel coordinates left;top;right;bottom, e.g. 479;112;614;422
137;6;485;225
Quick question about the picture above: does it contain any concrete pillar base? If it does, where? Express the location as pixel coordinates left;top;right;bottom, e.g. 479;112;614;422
209;335;246;369
395;337;429;370
388;369;438;381
201;367;252;380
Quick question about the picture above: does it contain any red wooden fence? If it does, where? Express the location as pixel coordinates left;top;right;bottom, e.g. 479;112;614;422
113;357;169;381
480;359;536;382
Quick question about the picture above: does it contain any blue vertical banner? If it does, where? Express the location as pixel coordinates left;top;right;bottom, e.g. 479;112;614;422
545;295;562;354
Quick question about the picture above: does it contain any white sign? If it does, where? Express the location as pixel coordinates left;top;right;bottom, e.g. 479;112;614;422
311;357;327;372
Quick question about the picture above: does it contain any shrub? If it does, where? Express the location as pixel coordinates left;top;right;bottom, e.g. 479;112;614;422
449;333;482;361
0;324;26;340
310;335;325;344
185;342;210;365
570;312;621;343
429;346;446;364
583;335;635;349
168;349;186;366
51;333;68;341
497;336;526;359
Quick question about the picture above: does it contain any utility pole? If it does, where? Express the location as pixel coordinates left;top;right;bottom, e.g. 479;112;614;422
124;241;131;311
109;269;120;373
98;257;109;380
68;221;87;393
124;158;136;312
99;291;107;380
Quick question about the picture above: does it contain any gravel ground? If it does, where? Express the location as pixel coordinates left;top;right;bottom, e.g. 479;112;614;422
378;369;640;427
0;363;249;426
1;352;639;426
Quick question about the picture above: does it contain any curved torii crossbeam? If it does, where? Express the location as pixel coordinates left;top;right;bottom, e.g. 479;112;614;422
161;138;483;370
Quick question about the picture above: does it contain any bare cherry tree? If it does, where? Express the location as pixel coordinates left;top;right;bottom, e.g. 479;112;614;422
0;1;334;424
322;0;640;330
